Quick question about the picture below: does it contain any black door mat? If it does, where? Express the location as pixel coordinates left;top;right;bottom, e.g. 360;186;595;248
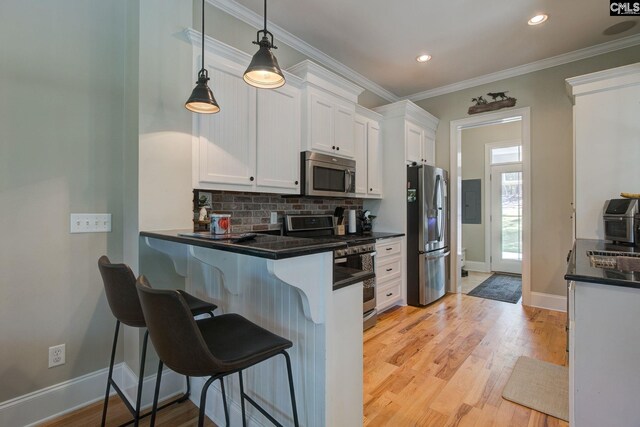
467;273;522;304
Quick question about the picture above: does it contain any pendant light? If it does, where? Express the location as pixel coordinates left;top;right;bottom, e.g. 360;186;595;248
243;0;285;89
185;0;220;114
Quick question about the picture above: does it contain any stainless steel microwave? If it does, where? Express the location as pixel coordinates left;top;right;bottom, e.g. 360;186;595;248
300;151;356;197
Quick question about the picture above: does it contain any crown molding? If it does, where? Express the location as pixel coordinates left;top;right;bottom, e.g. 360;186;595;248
355;104;383;121
205;0;400;103
406;33;640;102
374;100;439;131
566;62;640;98
288;60;364;102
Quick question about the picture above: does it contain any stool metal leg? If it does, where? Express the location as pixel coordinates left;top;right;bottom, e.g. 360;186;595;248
238;371;247;427
283;351;300;427
219;377;229;427
101;320;120;427
133;330;149;426
150;360;163;427
198;376;219;427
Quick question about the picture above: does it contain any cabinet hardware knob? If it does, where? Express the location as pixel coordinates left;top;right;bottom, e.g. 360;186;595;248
336;146;340;151
386;292;393;297
370;188;373;191
249;176;254;181
386;268;393;272
295;181;299;185
332;145;336;149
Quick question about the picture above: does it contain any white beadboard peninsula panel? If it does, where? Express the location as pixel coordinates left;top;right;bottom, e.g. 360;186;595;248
143;237;362;427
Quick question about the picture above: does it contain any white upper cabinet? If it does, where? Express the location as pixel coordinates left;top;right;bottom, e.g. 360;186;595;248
405;120;435;165
197;60;257;187
256;84;301;190
367;120;382;196
189;32;302;194
289;60;364;160
567;63;640;239
354;115;368;195
354;108;383;198
309;89;336;154
405;121;423;165
423;133;435;166
334;102;356;157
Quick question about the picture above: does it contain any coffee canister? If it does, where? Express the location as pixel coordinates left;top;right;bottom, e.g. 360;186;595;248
210;213;231;235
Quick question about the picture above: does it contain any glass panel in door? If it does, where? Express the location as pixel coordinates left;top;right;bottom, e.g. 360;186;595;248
491;164;522;274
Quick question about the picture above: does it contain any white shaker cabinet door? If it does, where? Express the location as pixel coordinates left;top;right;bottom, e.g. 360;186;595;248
353;115;368;195
334;103;356;158
422;133;435;166
405;121;423;164
197;66;256;187
367;121;383;196
256;84;301;192
309;91;335;154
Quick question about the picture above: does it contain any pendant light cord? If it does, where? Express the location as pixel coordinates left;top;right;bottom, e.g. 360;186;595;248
201;0;205;71
263;0;267;31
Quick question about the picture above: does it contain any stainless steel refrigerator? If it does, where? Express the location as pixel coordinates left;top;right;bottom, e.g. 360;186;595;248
407;164;450;306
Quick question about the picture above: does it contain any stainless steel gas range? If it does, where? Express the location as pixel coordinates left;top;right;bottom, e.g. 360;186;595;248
284;214;378;330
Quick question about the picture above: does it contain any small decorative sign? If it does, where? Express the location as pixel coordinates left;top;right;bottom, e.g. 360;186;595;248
468;91;517;115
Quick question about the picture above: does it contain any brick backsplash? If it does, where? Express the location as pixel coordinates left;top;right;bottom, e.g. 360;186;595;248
193;190;363;233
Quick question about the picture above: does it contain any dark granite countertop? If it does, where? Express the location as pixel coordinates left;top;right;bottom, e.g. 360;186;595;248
565;239;640;289
368;232;404;240
141;230;346;260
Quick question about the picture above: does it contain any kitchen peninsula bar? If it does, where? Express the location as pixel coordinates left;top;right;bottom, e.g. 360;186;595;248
140;230;363;427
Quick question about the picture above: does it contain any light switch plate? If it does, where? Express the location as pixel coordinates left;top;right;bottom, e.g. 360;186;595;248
70;213;112;233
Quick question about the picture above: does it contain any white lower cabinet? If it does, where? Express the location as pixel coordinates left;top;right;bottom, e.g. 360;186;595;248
376;237;403;312
570;280;640;426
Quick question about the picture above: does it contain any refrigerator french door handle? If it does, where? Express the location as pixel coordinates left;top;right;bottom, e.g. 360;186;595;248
418;166;425;250
438;176;445;242
433;174;442;242
424;250;451;260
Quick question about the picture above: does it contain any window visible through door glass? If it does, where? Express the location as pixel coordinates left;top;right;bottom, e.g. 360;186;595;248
491;146;521;164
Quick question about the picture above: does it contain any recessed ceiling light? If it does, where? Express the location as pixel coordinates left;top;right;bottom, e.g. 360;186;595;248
528;14;548;25
416;54;432;63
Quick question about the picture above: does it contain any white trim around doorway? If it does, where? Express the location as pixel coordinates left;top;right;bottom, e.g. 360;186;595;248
449;107;531;306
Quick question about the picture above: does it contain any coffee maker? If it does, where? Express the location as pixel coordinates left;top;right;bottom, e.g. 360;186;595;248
358;210;376;233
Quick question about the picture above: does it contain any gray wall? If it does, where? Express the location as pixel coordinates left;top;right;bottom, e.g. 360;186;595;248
461;121;521;264
417;45;640;295
0;0;127;401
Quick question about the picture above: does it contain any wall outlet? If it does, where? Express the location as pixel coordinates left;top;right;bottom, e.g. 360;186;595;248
48;344;66;368
270;212;278;224
70;213;112;233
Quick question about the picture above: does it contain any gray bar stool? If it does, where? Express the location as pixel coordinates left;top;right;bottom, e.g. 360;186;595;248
136;275;299;427
98;256;217;426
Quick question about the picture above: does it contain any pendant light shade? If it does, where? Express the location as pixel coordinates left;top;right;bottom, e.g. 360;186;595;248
243;0;285;89
186;0;220;114
186;69;220;114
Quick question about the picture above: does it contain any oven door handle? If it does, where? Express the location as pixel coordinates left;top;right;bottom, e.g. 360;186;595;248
334;257;347;263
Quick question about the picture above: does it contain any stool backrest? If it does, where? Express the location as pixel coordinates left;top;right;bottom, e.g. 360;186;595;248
136;275;220;376
98;256;146;328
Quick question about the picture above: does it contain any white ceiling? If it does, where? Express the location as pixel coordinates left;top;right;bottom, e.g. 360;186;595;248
225;0;640;100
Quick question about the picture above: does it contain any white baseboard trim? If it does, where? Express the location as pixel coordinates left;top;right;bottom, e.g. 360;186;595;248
463;261;490;273
529;291;567;312
0;362;185;427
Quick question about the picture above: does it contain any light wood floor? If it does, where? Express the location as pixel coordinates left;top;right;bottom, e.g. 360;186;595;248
363;293;568;427
42;293;567;427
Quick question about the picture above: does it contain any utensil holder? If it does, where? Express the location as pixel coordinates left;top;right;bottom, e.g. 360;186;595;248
335;225;345;236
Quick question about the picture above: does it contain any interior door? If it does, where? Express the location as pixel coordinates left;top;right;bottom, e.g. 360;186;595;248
490;163;523;274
